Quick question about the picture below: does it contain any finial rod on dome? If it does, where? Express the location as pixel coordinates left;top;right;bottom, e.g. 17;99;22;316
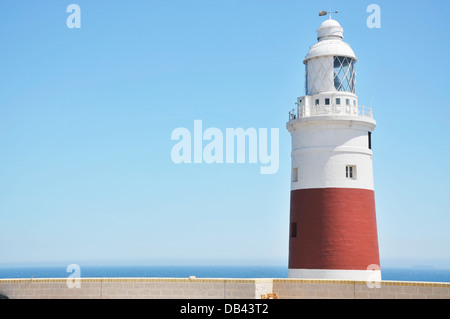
319;10;338;19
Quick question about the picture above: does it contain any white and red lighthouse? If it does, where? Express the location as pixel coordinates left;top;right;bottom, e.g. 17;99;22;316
287;16;381;281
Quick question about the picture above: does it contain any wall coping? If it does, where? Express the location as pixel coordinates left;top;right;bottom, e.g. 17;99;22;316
272;278;450;287
0;278;274;284
0;278;449;288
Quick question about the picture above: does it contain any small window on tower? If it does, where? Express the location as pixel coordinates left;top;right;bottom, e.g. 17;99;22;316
346;99;350;106
292;168;298;182
346;165;357;180
325;98;330;105
336;98;341;105
290;222;297;238
315;99;320;106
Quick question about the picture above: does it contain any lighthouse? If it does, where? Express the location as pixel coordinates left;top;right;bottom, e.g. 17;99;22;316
287;15;381;281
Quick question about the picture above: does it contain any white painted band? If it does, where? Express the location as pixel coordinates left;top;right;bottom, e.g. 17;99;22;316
290;149;375;191
288;268;382;282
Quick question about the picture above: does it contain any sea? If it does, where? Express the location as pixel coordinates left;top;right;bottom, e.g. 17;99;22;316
0;265;449;283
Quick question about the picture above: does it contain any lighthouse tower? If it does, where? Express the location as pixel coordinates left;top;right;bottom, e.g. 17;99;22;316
287;16;381;281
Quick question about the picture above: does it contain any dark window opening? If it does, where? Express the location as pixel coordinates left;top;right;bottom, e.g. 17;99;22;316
346;165;356;179
290;222;297;238
325;98;330;105
368;132;372;150
292;168;298;182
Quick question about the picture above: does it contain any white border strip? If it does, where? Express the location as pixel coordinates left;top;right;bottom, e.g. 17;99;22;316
288;268;382;282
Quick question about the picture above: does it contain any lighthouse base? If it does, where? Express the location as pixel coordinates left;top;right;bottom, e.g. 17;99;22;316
288;268;382;281
289;188;380;272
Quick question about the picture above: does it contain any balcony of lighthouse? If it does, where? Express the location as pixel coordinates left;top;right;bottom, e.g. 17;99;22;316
288;93;373;122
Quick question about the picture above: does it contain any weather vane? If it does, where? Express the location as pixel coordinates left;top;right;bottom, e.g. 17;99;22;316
319;10;338;19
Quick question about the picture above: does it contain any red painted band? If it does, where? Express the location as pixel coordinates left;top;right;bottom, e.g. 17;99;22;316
289;188;380;270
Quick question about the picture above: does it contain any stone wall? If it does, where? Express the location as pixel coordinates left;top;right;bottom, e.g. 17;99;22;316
273;279;450;299
0;278;273;299
0;277;448;299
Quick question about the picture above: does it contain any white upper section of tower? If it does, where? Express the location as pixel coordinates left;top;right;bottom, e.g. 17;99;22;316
288;17;375;123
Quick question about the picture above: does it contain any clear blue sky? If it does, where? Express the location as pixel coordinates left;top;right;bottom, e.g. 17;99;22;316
0;0;449;269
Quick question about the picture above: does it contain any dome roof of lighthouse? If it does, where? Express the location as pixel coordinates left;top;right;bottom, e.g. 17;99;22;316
303;19;356;64
317;19;344;41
